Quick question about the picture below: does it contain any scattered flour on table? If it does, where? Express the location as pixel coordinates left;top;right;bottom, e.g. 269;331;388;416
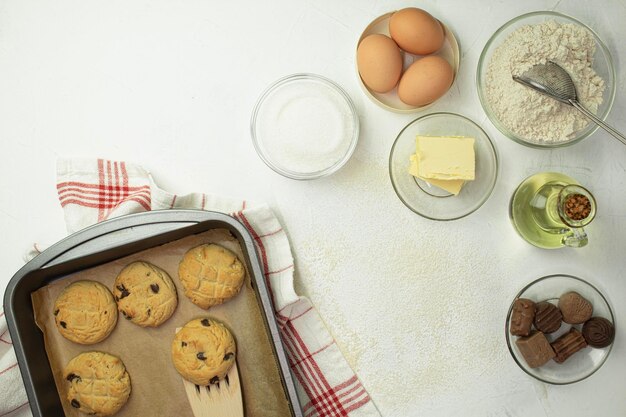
289;158;511;414
485;20;605;143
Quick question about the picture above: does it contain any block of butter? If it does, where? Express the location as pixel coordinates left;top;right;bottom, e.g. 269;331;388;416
409;154;465;195
415;135;475;181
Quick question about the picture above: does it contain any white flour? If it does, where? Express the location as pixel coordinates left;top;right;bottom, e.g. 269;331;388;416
256;79;355;174
485;20;605;143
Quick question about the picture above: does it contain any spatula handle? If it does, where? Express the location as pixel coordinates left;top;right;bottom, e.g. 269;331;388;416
570;99;626;146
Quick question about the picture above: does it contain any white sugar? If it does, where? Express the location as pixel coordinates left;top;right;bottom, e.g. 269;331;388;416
256;79;355;174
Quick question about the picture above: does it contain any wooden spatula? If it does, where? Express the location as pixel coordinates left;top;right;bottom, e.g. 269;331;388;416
181;361;244;417
175;327;244;417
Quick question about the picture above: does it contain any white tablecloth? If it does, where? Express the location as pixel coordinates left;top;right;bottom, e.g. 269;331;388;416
1;1;625;416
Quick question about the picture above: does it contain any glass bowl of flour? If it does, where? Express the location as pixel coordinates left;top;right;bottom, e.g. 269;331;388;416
477;11;616;148
251;74;360;179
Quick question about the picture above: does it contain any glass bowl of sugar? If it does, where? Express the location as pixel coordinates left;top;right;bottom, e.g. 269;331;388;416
251;74;360;180
477;11;616;148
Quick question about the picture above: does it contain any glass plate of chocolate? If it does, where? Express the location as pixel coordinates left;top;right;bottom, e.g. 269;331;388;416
505;274;615;384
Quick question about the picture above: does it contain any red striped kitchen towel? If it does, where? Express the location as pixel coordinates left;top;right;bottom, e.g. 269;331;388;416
0;158;379;417
0;312;30;417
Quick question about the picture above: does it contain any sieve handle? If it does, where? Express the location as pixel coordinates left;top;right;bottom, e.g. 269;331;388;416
570;99;626;146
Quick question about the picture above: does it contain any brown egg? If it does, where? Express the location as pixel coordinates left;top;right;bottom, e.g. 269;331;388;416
397;56;454;107
389;8;445;55
357;34;403;93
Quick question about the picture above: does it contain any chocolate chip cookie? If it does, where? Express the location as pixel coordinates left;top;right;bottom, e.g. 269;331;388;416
171;318;237;386
113;261;178;327
64;351;131;416
54;280;118;345
178;244;245;309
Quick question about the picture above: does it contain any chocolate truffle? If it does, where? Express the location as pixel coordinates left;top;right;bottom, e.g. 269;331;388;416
510;298;535;336
515;331;555;368
551;328;588;363
582;317;615;348
558;292;593;324
534;302;563;333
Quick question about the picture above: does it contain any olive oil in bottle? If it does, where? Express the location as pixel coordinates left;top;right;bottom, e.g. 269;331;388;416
509;172;596;249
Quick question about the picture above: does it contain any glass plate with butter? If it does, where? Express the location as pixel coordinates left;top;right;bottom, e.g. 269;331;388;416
389;112;498;220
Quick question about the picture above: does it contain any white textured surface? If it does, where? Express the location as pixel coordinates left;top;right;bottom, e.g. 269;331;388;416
1;1;625;416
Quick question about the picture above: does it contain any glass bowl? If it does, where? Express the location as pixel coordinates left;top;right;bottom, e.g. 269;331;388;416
389;112;498;221
356;11;460;113
505;274;615;384
477;11;616;148
250;74;360;180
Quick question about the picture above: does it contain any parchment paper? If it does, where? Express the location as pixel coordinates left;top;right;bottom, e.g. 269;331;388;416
32;229;292;417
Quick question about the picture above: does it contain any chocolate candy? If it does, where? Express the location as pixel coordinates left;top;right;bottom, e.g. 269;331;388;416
515;331;555;368
551;327;587;363
558;292;593;324
510;298;535;336
534;302;562;333
582;317;615;348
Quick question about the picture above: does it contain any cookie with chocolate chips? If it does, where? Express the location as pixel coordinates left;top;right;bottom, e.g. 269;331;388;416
178;244;245;309
171;318;237;386
54;280;118;344
113;261;178;327
64;351;131;416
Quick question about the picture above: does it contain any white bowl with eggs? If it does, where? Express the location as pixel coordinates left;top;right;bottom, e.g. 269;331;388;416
356;9;460;113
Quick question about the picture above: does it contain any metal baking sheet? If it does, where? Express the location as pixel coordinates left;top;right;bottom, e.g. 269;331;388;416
3;209;302;417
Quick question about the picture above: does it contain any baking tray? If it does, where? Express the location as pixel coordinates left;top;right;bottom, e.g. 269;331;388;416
3;209;303;417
